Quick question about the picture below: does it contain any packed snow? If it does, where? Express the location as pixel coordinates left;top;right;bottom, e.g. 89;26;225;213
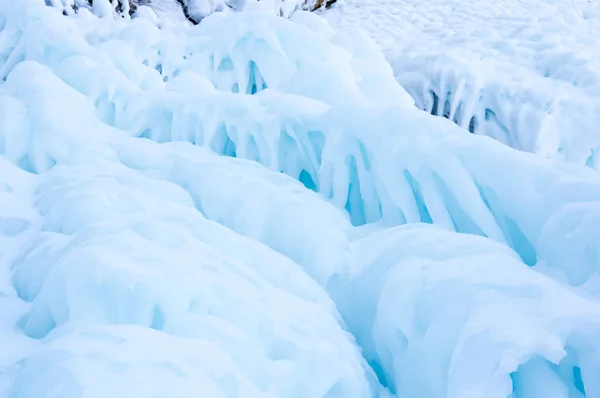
2;0;600;397
324;0;600;170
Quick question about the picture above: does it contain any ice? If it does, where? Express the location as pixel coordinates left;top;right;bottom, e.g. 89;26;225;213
3;1;600;397
323;0;600;170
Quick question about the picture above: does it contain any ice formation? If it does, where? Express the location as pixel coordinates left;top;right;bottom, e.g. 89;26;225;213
324;0;600;170
2;0;600;397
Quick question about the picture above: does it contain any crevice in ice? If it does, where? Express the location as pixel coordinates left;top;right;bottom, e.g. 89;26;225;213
402;69;538;152
17;156;36;175
218;58;234;72
442;92;452;119
397;67;600;163
423;87;488;138
428;90;439;117
368;359;389;390
345;155;365;226
299;168;317;191
484;107;512;142
246;61;267;95
468;115;478;134
403;170;433;224
510;352;588;398
211;123;238;157
431;172;485;236
150;305;165;330
475;183;536;266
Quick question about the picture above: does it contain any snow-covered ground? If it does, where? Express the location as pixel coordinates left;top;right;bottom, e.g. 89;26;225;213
3;0;600;397
324;0;600;169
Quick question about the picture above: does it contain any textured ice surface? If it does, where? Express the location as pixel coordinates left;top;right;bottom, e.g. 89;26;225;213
324;0;600;169
3;1;600;397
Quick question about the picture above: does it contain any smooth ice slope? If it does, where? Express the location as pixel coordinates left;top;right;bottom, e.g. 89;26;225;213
324;0;600;169
3;1;600;397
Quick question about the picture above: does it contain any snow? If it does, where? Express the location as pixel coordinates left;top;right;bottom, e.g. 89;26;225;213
323;0;600;170
2;0;600;397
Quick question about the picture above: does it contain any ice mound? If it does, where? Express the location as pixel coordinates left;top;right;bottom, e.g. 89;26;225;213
3;1;600;397
330;224;600;397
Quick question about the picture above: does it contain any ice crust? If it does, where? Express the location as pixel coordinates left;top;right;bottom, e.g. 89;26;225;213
2;1;600;397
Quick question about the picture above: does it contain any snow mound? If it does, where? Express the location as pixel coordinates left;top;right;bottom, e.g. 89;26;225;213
2;1;600;397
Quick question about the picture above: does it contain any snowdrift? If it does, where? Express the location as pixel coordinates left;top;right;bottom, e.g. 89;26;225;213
2;1;600;397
